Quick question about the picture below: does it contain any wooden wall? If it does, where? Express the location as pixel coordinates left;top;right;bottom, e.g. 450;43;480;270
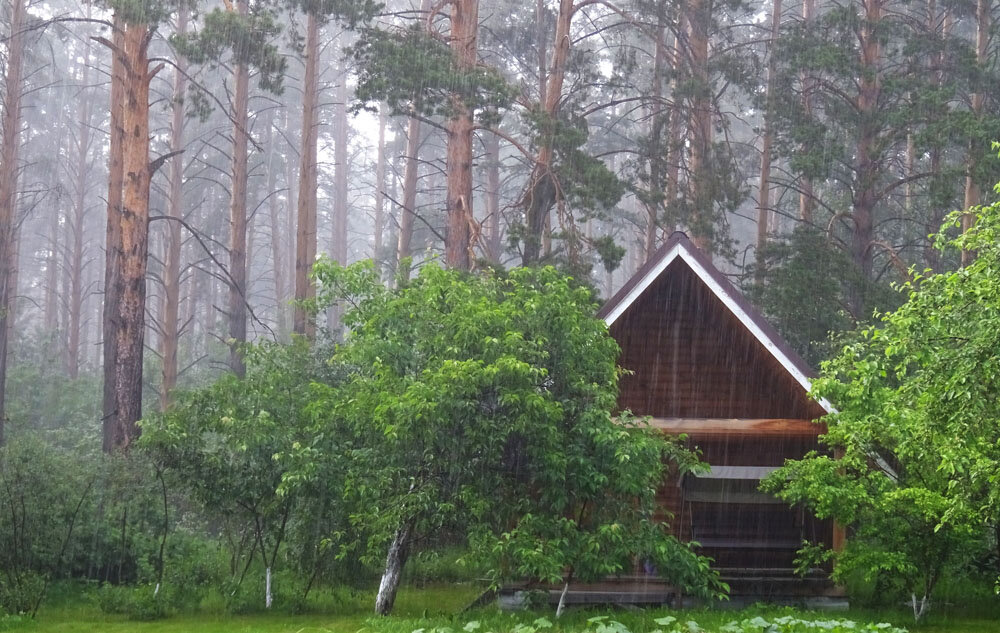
610;261;826;420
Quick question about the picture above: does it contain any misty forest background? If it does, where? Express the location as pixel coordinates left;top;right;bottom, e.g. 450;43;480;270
1;0;1000;623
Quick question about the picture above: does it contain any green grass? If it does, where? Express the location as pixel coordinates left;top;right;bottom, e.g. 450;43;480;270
12;585;1000;633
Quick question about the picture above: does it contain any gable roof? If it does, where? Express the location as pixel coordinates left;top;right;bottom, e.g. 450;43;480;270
597;232;833;414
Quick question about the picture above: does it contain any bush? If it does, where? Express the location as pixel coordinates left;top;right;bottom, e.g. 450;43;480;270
0;571;44;615
404;547;484;585
95;584;170;621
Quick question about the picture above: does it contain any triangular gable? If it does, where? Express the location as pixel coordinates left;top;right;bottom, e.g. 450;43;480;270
598;232;833;415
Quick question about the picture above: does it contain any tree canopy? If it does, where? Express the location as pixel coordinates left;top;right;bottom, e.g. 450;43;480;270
764;178;1000;620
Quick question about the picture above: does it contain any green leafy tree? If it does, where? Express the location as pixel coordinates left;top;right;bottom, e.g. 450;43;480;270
763;183;1000;621
288;261;723;616
140;339;347;609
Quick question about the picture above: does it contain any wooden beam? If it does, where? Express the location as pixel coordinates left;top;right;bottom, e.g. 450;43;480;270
643;417;825;437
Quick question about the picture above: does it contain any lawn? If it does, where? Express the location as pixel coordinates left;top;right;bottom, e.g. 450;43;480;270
10;585;1000;633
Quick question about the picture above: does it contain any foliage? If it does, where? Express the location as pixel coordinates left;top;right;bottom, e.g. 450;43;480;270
351;26;516;127
750;226;900;366
172;5;287;93
286;261;723;614
363;612;909;633
141;339;348;609
763;187;1000;620
5;333;101;449
718;615;906;633
96;584;170;621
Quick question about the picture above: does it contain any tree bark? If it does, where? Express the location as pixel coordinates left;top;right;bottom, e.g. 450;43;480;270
0;0;26;446
160;6;187;409
102;18;126;452
68;3;95;379
755;0;782;281
262;109;287;338
522;0;572;265
444;0;479;271
329;51;349;331
961;0;987;266
294;11;319;337
686;0;713;252
849;0;882;317
374;105;387;260
643;3;668;262
798;0;815;222
110;20;157;452
483;132;502;262
228;0;250;374
396;113;422;276
373;520;414;616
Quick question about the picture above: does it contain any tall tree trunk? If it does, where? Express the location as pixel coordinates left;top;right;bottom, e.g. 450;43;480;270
686;0;713;252
329;53;349;331
0;0;26;445
664;24;683;234
373;520;414;616
102;18;127;452
396;113;422;276
961;0;988;266
228;0;250;374
444;0;479;271
644;1;668;262
483;131;501;262
522;0;572;265
160;7;187;409
849;0;882;318
294;12;319;337
756;0;782;281
46;210;60;332
110;21;158;452
262;109;287;338
68;3;95;379
374;105;387;260
798;0;815;222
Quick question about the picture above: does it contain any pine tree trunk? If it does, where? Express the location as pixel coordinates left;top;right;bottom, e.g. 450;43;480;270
522;0;572;265
374;521;414;616
329;52;349;331
484;132;501;262
262;110;287;338
111;20;156;452
798;0;815;222
444;0;479;271
396;113;422;276
961;0;987;266
102;18;126;452
228;0;250;375
686;0;712;252
68;9;94;380
665;25;682;234
46;210;60;332
0;0;26;446
756;0;782;281
160;7;187;409
374;106;387;259
849;0;882;317
294;11;319;337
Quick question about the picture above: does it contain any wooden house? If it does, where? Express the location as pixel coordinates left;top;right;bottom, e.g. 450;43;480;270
511;232;840;608
593;231;839;603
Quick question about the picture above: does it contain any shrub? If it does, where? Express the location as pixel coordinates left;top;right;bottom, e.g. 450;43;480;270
95;584;170;621
0;572;44;615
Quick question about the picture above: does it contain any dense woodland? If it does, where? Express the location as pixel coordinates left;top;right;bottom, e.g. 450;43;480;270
1;0;1000;624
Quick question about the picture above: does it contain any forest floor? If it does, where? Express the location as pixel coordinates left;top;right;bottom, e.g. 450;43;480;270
13;584;1000;633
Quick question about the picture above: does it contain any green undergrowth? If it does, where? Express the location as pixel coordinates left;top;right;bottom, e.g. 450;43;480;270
13;585;1000;633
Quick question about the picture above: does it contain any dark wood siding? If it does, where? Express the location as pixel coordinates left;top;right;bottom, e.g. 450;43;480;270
611;261;827;421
